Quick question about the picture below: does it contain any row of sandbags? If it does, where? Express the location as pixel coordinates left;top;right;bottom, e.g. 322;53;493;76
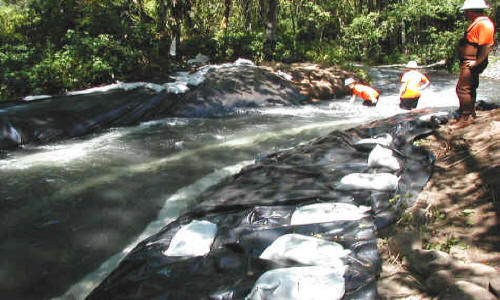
85;109;448;300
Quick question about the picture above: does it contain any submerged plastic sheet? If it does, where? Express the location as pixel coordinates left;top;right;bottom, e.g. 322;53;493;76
0;89;177;149
86;110;443;300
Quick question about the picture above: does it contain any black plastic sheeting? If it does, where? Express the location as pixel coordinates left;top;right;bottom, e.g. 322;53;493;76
0;65;306;150
86;109;447;300
0;89;178;149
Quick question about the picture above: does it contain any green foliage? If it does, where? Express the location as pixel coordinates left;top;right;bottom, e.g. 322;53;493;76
424;237;468;253
0;44;35;99
28;30;143;94
0;4;31;43
0;0;479;99
212;31;265;63
341;12;386;62
339;0;466;64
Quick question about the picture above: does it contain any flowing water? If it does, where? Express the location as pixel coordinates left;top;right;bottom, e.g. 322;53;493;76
0;67;499;300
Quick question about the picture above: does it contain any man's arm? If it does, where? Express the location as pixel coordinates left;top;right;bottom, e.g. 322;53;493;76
399;82;407;97
420;75;430;90
350;94;357;104
466;44;493;68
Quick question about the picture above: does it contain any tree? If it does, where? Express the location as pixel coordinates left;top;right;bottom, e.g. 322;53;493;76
220;0;231;31
263;0;277;59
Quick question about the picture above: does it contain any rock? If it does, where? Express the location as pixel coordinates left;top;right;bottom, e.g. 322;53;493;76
425;265;499;293
454;263;500;289
451;262;498;289
377;268;424;299
439;280;497;300
456;263;498;277
425;270;455;294
489;275;500;297
388;231;421;257
407;249;453;275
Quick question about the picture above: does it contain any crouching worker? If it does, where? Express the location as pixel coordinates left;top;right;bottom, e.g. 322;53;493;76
399;61;431;110
345;78;380;106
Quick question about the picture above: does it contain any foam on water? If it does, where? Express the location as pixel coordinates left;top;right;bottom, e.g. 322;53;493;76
0;131;126;170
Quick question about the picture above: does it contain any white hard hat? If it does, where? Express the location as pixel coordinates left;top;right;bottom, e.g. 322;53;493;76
460;0;490;10
344;78;356;86
406;61;418;68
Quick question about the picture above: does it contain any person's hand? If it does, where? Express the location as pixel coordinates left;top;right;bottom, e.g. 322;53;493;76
464;60;477;68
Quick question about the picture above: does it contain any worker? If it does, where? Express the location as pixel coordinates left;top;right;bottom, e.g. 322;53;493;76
399;61;431;110
454;0;495;127
345;78;380;106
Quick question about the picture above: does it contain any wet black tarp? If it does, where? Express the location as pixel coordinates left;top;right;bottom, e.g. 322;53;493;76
86;110;444;300
0;65;305;150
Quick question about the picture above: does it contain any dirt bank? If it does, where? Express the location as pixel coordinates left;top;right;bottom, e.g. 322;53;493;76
260;62;358;101
378;108;500;299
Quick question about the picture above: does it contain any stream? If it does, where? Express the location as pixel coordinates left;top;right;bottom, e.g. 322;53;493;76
0;66;499;300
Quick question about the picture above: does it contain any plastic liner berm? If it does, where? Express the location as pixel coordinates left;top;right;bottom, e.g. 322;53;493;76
86;110;446;300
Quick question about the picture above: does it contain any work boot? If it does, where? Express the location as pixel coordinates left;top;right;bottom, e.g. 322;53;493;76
449;115;474;129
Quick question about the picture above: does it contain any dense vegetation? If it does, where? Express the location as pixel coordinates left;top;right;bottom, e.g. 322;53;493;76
0;0;497;100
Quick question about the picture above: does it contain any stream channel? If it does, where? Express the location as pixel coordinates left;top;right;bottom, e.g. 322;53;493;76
1;65;499;300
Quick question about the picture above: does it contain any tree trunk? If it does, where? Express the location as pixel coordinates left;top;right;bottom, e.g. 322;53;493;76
166;0;191;57
156;0;167;33
264;0;278;59
220;0;232;31
368;0;374;12
242;0;252;31
259;0;266;28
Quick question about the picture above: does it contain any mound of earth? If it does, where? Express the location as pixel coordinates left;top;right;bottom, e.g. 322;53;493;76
172;64;309;117
261;62;357;101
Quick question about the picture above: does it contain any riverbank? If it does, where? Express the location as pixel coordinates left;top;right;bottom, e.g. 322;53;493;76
269;58;500;298
377;108;500;299
260;60;500;298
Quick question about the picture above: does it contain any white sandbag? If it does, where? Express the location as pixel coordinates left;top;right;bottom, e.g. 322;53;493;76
164;220;217;257
234;58;255;66
355;133;393;147
164;82;190;94
23;95;52;101
291;203;370;225
187;53;209;65
368;144;401;171
276;70;293;81
418;111;450;122
335;172;399;191
260;234;349;272
245;266;345;300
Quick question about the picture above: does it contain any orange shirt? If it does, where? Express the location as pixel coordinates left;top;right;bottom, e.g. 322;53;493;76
352;84;379;101
466;16;495;46
400;70;430;99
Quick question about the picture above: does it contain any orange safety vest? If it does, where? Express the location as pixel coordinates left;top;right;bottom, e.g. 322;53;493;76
466;16;495;46
458;16;496;61
352;83;379;102
400;70;430;99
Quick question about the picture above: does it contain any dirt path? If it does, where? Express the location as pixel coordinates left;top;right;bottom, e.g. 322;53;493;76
377;108;500;299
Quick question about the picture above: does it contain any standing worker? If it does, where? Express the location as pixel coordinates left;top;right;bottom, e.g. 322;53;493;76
399;61;431;110
455;0;495;127
345;78;380;107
